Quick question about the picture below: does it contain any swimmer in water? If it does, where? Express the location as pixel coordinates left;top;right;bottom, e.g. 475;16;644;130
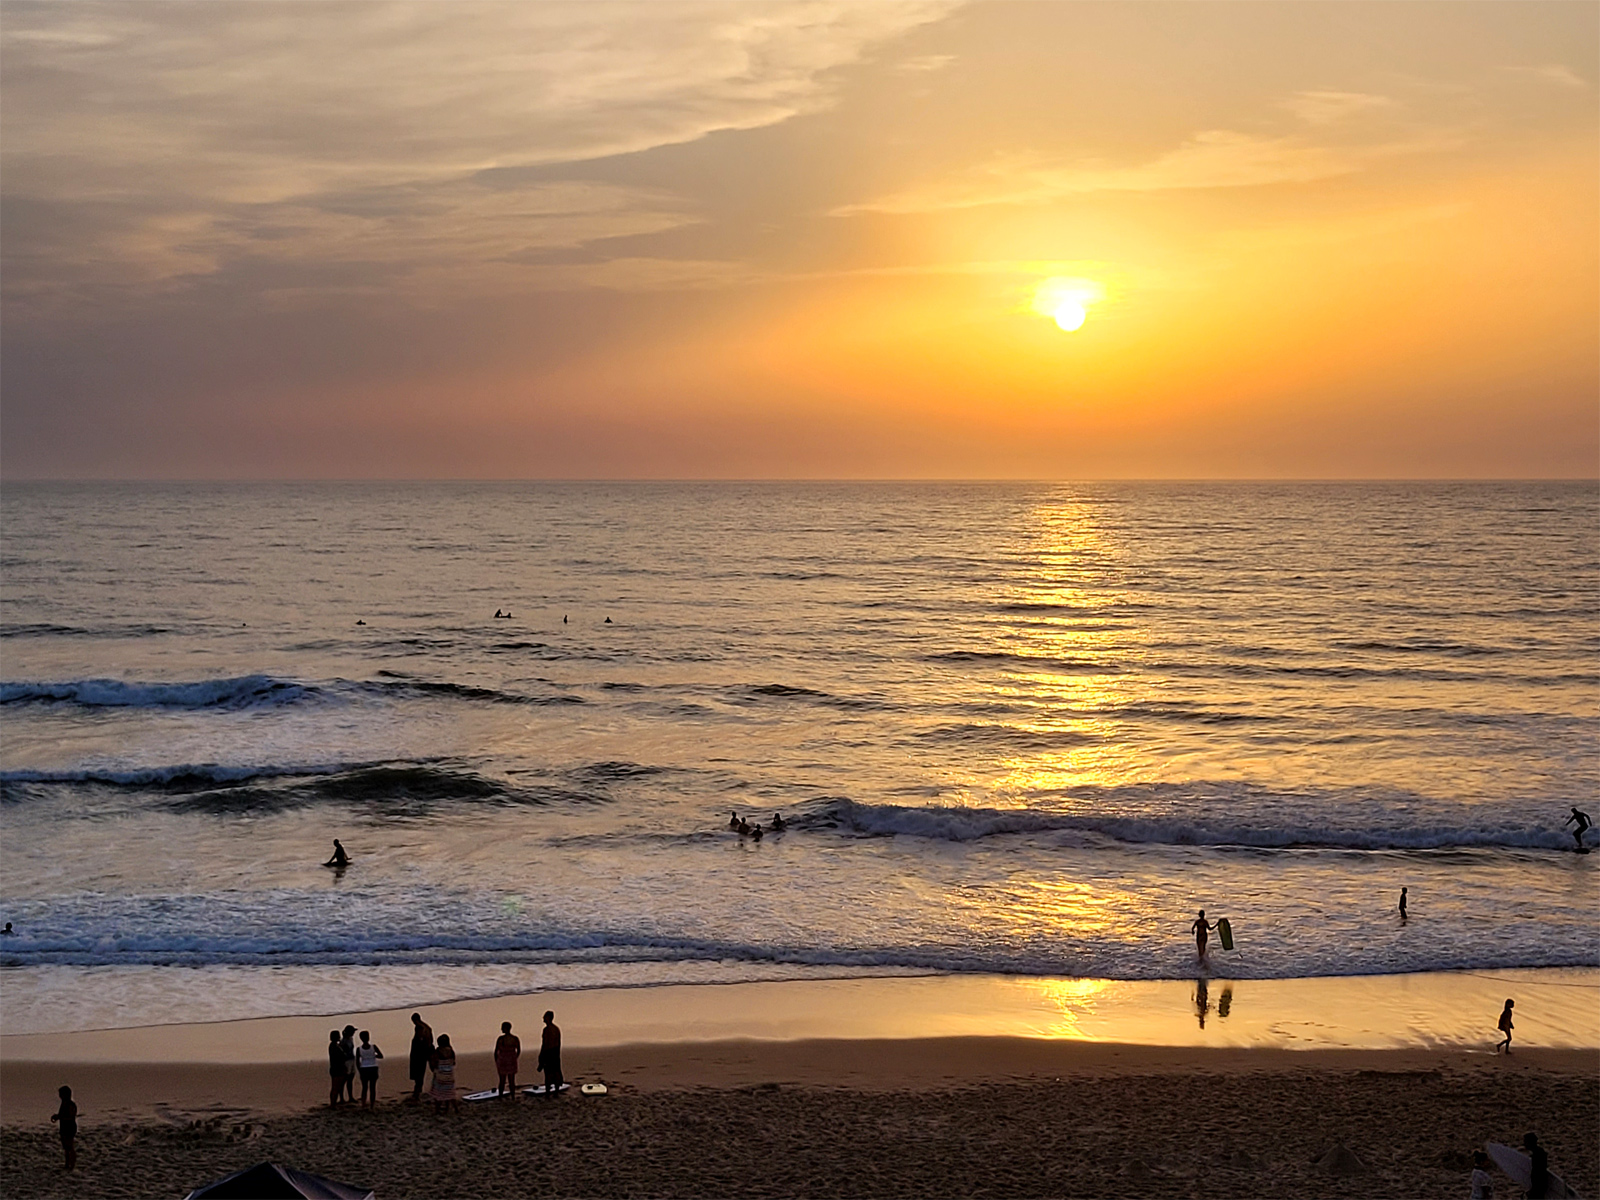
1;922;13;935
771;813;785;831
325;839;350;867
751;824;764;842
728;812;740;830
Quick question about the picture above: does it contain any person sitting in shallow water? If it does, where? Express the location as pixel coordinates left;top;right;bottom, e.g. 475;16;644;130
325;839;350;867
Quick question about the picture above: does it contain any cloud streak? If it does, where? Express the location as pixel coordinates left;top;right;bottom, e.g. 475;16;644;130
1;0;959;316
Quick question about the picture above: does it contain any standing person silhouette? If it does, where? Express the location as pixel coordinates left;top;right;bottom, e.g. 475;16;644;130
537;1010;563;1094
50;1085;77;1171
1563;807;1592;850
1399;887;1408;921
1191;910;1214;960
408;1012;434;1103
494;1021;521;1098
1497;998;1515;1053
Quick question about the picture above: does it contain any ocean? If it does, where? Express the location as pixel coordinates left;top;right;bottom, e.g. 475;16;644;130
2;481;1596;1035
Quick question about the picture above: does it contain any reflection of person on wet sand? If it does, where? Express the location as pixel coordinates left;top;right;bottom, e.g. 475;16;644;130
1218;985;1233;1019
1191;910;1214;959
1193;977;1210;1028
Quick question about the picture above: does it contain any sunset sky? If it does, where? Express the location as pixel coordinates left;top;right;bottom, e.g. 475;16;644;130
2;0;1595;479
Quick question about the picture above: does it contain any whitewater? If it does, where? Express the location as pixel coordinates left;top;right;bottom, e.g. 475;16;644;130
2;481;1596;1034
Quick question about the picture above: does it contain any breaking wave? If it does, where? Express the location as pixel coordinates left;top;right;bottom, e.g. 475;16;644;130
804;797;1585;852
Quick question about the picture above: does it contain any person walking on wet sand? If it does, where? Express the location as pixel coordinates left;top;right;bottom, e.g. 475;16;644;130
408;1012;434;1103
1399;887;1408;921
1496;998;1514;1053
50;1085;77;1171
494;1021;521;1097
537;1010;563;1094
1563;806;1591;850
1191;910;1214;960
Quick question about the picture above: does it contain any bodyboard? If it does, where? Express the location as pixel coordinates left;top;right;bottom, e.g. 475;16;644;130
1217;918;1234;951
521;1083;571;1096
580;1083;608;1096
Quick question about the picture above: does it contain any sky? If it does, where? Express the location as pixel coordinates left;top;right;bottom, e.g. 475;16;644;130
2;0;1595;479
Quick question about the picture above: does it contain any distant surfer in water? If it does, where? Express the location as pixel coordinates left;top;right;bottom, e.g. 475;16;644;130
771;813;785;831
1191;910;1214;960
325;839;350;868
1497;998;1514;1053
729;812;741;830
1563;807;1591;850
1398;887;1408;921
1;922;13;935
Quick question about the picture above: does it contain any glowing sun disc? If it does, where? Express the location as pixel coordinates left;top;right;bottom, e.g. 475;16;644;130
1054;302;1087;332
1032;275;1103;333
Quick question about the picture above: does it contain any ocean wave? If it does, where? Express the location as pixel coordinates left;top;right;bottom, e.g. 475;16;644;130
803;797;1584;851
0;675;309;709
2;924;1593;978
0;760;616;812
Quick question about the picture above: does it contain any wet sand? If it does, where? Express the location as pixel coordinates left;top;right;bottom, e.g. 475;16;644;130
2;1043;1596;1199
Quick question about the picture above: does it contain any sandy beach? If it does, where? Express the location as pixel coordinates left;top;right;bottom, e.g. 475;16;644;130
3;1040;1596;1199
3;972;1597;1198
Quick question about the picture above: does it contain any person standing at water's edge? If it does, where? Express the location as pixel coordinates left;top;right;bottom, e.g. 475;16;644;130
538;1010;563;1094
1497;998;1514;1053
408;1012;434;1103
50;1085;76;1172
1398;887;1407;920
1191;910;1214;960
495;1021;521;1098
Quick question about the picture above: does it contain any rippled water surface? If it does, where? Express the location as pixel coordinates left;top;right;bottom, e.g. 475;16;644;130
2;482;1596;1032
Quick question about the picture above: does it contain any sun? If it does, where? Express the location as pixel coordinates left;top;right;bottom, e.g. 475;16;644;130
1032;276;1103;333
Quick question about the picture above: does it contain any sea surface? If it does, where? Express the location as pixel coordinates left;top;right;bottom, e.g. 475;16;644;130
2;481;1596;1034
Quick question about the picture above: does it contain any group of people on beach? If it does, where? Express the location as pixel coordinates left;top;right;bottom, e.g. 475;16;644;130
370;1010;565;1114
728;811;784;841
326;1026;384;1108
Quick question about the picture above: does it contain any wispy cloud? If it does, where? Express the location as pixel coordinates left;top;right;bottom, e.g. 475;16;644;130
838;130;1378;215
1499;63;1589;90
1283;90;1393;125
1;0;960;315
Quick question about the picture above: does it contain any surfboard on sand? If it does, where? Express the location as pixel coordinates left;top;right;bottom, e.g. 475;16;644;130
1217;918;1234;951
522;1083;572;1096
463;1089;506;1102
1486;1142;1582;1198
